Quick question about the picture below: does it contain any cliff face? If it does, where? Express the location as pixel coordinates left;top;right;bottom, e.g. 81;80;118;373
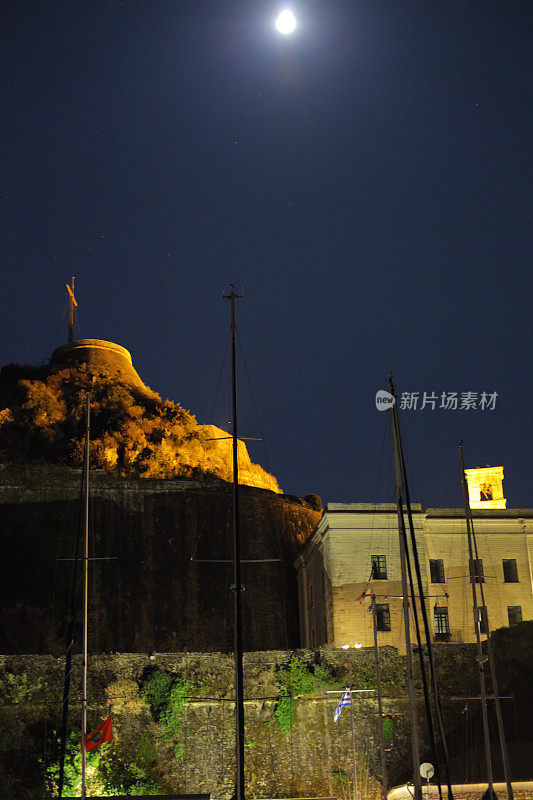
0;466;321;654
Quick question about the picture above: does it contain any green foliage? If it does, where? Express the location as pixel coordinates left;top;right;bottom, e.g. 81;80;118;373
276;654;338;697
274;691;295;733
273;654;340;733
353;663;375;690
142;670;174;720
0;671;46;704
43;730;103;797
44;726;162;797
332;769;348;783
382;716;396;741
97;731;162;796
0;363;212;480
142;670;190;760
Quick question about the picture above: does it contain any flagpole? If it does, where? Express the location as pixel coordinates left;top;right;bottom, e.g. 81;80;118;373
81;395;90;800
349;687;357;800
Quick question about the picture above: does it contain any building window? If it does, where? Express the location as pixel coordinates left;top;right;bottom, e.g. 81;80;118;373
478;606;489;634
308;583;314;609
508;606;522;626
371;555;387;580
430;559;445;583
434;606;450;640
375;603;391;632
503;559;518;583
469;558;484;583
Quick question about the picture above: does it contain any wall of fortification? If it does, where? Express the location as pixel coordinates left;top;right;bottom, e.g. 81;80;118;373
0;466;321;654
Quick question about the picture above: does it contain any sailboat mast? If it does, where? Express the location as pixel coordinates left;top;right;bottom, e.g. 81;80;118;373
390;387;423;800
81;395;90;800
225;289;246;800
389;378;452;800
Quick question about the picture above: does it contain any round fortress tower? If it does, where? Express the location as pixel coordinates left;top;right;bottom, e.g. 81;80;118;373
50;338;153;396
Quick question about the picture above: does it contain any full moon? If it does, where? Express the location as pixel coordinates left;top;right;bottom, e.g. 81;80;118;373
275;9;297;35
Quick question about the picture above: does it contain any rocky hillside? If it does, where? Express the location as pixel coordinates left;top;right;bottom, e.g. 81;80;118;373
0;359;280;491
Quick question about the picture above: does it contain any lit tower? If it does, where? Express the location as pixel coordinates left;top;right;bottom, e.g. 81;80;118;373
66;276;77;342
465;465;506;509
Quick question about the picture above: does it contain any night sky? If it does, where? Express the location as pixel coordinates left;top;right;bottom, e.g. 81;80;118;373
2;1;532;507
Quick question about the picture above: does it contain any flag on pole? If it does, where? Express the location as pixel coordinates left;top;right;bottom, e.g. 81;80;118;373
81;716;113;751
334;688;351;722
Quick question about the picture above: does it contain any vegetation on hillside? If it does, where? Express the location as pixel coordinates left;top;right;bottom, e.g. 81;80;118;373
0;362;237;482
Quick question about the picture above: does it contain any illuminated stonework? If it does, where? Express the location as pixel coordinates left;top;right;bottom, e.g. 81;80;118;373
465;465;506;509
51;338;154;396
46;338;281;491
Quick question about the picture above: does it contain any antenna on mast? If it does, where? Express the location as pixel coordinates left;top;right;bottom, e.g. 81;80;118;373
66;276;77;342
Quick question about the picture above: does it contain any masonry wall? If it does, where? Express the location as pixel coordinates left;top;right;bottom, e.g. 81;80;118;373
0;465;321;654
1;638;531;799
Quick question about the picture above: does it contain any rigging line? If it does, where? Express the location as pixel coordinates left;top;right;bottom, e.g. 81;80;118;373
236;330;272;476
50;472;75;651
401;502;443;800
193;558;281;563
396;477;451;799
392;391;454;800
208;331;231;427
188;490;221;561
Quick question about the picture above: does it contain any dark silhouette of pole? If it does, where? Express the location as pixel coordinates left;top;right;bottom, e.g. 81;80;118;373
224;288;245;800
389;376;452;800
81;395;90;799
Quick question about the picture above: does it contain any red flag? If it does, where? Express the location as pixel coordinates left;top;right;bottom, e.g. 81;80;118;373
81;716;113;752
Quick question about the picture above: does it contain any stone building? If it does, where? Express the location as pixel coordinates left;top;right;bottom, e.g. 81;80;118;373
296;468;533;653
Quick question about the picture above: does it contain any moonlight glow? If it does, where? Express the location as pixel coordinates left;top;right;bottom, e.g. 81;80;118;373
275;9;297;35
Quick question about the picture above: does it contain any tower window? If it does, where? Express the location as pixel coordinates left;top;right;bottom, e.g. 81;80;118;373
503;559;518;583
508;606;522;626
375;603;391;632
430;559;445;583
469;558;484;583
371;555;387;580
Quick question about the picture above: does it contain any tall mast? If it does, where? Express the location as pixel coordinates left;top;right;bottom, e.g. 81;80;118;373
459;443;513;800
389;381;422;800
389;377;453;800
81;394;90;800
66;276;77;343
224;288;246;800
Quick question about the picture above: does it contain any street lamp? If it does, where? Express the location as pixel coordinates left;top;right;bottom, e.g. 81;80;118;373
275;9;297;34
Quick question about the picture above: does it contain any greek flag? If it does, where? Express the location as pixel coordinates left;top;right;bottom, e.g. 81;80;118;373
334;688;351;722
